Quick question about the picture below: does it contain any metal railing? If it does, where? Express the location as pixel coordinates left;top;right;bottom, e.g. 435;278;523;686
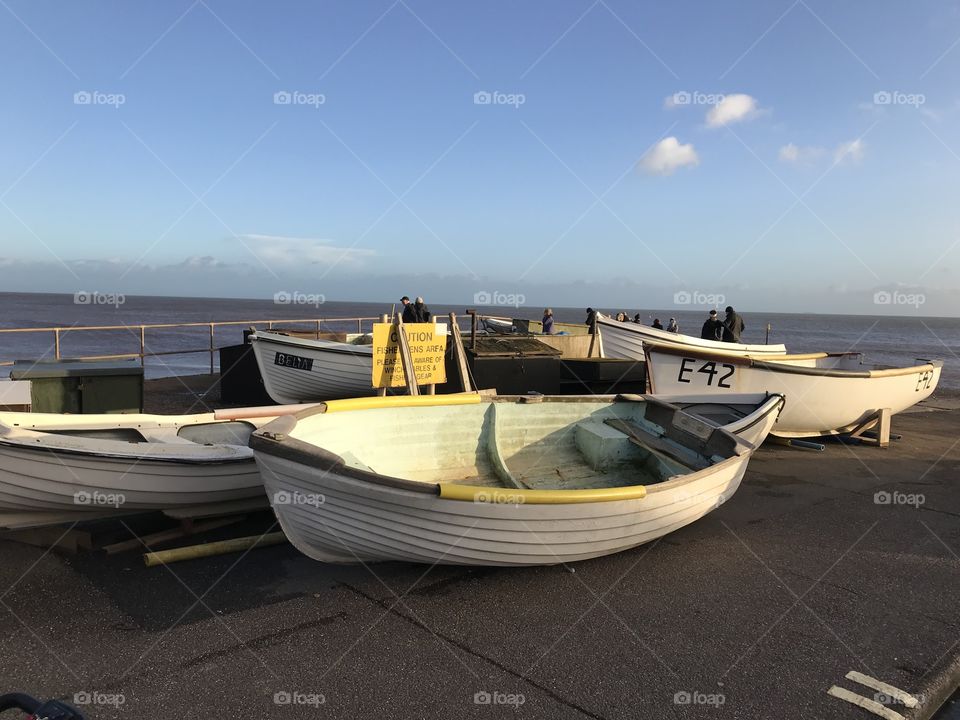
0;317;379;374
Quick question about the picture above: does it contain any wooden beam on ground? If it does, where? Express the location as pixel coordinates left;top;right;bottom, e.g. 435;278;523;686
103;515;246;555
143;531;287;567
7;525;94;554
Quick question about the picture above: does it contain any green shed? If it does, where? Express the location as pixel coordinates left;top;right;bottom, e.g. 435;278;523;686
9;359;144;414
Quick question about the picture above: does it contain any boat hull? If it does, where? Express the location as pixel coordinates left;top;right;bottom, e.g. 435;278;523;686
255;451;749;566
251;394;774;566
597;316;786;360
0;412;266;528
646;348;942;437
250;331;375;404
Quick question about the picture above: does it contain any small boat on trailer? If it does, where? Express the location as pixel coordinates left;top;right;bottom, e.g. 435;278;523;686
596;314;786;359
0;412;270;529
251;393;782;567
644;343;942;438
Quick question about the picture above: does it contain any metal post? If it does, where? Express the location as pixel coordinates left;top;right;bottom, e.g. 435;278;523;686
140;326;146;367
209;323;215;375
54;328;61;359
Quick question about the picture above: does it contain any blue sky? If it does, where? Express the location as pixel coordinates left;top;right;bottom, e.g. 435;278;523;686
1;0;959;314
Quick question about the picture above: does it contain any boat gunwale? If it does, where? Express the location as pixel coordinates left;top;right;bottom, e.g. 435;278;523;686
0;417;256;466
251;395;756;505
250;330;375;358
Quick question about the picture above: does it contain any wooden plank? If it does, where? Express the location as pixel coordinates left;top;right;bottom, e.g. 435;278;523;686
103;515;245;555
849;408;892;448
604;418;708;470
144;531;287;567
449;312;473;392
377;314;389;397
394;315;420;396
6;525;93;554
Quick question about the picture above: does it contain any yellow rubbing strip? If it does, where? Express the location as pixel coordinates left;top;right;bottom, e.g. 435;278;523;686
439;483;647;504
323;393;483;413
867;364;936;378
747;352;830;361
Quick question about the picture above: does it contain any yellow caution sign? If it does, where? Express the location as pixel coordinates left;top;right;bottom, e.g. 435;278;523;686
372;323;447;388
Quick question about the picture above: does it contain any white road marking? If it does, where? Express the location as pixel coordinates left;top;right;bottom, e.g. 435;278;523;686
845;670;919;708
827;686;905;720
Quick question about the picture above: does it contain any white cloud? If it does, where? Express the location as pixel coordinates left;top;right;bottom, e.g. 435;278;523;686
778;143;826;164
706;93;759;127
639;137;699;176
235;234;374;266
834;138;865;164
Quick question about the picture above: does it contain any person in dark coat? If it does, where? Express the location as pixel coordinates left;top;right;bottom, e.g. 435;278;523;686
701;309;723;341
400;296;417;323
542;308;555;335
652;318;664;330
633;313;641;323
413;296;431;323
667;318;679;333
722;306;745;343
585;308;597;333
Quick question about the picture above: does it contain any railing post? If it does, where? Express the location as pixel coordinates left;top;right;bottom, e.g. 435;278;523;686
209;323;215;375
54;328;61;359
356;318;361;333
139;325;146;367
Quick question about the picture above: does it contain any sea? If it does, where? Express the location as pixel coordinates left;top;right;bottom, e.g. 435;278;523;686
1;292;959;392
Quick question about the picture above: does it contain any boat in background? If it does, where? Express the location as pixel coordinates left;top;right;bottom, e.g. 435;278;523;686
597;314;786;359
644;343;942;438
481;317;517;334
249;329;376;404
0;411;273;529
251;393;781;566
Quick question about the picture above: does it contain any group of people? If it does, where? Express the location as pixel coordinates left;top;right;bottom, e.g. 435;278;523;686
605;305;747;343
700;306;745;343
399;295;431;323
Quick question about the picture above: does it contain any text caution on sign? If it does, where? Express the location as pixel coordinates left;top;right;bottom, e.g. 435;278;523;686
372;323;447;388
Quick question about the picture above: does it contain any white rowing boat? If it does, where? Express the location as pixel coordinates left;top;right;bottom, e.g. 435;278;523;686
249;330;376;404
482;317;517;334
249;327;448;404
597;315;786;359
251;393;782;567
644;344;942;438
0;412;269;529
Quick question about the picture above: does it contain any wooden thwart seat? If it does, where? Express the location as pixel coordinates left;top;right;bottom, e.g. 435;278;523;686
604;418;709;470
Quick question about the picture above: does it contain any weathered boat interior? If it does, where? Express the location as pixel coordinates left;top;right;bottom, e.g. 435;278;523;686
292;400;740;492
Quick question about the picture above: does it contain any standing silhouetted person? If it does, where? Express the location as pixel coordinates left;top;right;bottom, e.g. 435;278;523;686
585;308;598;333
722;306;745;343
414;296;431;322
542;308;554;335
701;309;723;341
400;296;417;323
